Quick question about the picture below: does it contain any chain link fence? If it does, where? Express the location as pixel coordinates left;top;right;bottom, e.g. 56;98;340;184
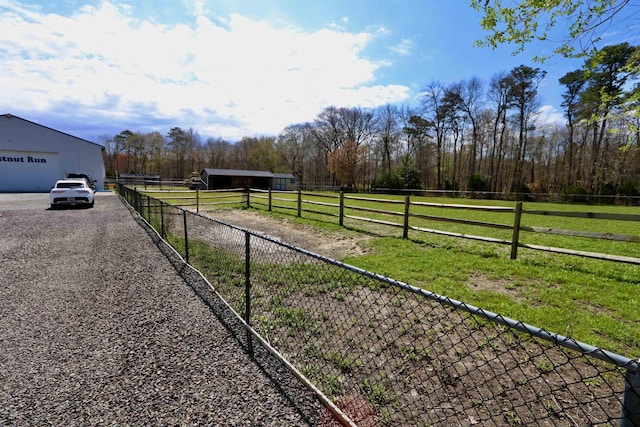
120;185;639;427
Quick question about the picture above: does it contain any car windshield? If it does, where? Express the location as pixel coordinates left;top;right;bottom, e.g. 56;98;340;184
57;182;84;189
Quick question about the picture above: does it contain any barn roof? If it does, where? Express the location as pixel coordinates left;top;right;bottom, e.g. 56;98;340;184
202;168;276;178
1;113;104;149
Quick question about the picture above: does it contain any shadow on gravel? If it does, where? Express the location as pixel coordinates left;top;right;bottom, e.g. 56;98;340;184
48;204;94;210
121;197;324;426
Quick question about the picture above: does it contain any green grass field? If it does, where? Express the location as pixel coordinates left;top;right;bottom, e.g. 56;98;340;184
251;191;640;258
142;189;640;358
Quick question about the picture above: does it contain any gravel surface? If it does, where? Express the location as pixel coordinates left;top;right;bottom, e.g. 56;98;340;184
0;193;324;426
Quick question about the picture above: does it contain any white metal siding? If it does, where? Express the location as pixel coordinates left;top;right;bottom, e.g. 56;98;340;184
0;150;60;192
0;115;105;192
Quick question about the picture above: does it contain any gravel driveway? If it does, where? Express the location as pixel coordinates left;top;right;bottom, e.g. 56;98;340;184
0;193;324;426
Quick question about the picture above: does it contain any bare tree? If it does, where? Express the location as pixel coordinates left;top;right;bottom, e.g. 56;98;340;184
375;104;402;178
420;81;449;189
205;137;234;169
458;77;485;182
487;72;511;191
277;123;312;184
312;106;377;186
97;134;116;177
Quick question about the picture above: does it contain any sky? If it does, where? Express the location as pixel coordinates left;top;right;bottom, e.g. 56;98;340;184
1;0;638;144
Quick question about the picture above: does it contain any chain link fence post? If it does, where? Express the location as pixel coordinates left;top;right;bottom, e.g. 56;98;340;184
132;189;136;212
244;231;253;357
620;362;640;427
183;209;189;264
160;201;165;239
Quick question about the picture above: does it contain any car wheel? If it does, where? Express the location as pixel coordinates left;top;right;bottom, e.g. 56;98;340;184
50;204;56;209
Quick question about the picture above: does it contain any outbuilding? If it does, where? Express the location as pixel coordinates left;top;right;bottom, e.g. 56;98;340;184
200;168;297;191
273;173;297;191
0;114;105;192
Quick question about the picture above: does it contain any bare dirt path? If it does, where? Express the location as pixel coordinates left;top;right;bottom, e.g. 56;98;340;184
203;209;373;261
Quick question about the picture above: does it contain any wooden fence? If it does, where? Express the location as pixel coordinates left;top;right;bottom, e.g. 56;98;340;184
250;189;640;265
142;187;640;265
140;187;246;212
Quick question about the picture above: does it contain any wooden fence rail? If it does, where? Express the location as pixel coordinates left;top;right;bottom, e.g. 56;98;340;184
252;188;640;265
143;187;640;265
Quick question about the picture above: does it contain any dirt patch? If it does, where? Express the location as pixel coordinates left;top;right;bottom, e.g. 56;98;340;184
201;209;372;260
467;274;525;301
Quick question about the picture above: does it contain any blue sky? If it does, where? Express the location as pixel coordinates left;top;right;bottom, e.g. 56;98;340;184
0;0;636;143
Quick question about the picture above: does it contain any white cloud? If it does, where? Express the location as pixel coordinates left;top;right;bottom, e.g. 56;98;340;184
187;0;209;16
390;38;413;56
0;1;410;140
535;105;565;126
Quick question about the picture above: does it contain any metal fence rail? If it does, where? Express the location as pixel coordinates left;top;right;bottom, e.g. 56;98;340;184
119;184;640;427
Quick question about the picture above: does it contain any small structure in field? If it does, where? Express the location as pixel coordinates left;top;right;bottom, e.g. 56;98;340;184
200;168;296;191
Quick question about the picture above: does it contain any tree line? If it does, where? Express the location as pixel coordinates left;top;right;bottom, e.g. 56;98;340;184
101;42;640;198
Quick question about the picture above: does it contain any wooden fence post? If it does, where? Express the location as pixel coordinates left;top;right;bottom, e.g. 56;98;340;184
268;188;272;211
511;201;523;260
196;188;199;213
297;189;302;217
403;196;410;239
339;191;344;227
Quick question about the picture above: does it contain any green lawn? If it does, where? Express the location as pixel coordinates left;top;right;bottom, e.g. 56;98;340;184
256;192;640;258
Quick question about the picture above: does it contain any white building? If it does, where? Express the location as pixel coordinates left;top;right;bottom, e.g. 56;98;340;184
0;114;105;192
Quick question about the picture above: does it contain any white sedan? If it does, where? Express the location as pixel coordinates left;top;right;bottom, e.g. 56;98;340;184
49;179;95;209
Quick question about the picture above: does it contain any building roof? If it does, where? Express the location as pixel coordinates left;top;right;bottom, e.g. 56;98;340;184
201;168;277;178
274;173;295;179
1;113;104;150
119;173;161;179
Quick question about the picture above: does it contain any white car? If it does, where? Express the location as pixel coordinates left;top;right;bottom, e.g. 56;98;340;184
49;179;95;209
